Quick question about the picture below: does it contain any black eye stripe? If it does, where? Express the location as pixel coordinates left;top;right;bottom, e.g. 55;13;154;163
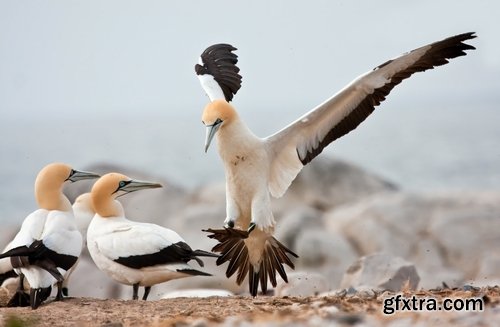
113;180;132;194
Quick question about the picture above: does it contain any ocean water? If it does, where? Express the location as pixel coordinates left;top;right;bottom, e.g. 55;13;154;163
1;103;499;225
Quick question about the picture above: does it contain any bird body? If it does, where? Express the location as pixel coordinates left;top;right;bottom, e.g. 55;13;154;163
61;193;95;296
72;193;95;245
196;33;477;296
211;110;275;230
0;163;99;308
87;173;217;300
88;215;207;287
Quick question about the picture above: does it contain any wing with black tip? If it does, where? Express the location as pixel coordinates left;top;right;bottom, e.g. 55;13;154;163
195;43;242;102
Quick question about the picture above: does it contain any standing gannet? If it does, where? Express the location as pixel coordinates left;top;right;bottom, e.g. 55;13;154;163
87;173;218;300
195;33;476;296
0;163;99;309
61;193;95;296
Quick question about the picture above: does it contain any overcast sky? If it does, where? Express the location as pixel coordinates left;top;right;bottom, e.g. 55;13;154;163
0;0;499;122
0;1;499;221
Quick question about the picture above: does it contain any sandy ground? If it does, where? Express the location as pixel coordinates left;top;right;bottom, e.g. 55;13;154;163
1;286;499;327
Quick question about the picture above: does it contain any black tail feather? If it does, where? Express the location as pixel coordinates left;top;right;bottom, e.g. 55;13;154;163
176;268;212;277
203;228;298;296
249;265;260;297
192;249;219;258
0;245;32;260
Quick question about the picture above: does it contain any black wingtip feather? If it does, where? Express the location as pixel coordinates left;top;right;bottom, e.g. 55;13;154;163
196;43;242;102
299;32;477;166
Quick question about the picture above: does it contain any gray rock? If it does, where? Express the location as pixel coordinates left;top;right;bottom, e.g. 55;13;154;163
273;156;397;213
275;271;330;296
428;192;500;281
326;191;500;289
274;206;323;248
294;229;357;289
340;253;420;291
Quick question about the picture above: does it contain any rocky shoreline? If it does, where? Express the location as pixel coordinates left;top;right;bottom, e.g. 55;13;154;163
1;156;499;302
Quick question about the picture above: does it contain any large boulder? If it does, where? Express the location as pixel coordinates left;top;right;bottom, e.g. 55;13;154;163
340;253;420;291
326;191;500;289
273;156;397;214
275;271;331;296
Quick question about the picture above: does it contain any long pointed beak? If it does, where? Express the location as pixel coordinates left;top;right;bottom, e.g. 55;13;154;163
67;169;100;182
121;180;163;194
204;123;221;153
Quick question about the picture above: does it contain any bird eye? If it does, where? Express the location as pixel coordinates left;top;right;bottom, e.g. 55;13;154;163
119;181;127;188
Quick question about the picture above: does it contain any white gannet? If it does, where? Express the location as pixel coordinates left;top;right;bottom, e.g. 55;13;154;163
195;33;476;296
87;173;218;300
61;193;95;296
0;163;99;309
1;193;95;299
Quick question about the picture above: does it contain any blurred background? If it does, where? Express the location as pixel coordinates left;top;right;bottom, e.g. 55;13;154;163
0;0;499;223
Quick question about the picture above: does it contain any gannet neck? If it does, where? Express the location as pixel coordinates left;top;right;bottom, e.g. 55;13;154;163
217;115;256;147
34;163;73;212
93;196;125;218
73;193;95;215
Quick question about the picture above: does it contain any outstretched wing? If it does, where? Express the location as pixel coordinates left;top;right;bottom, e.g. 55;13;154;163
195;43;242;102
265;32;476;198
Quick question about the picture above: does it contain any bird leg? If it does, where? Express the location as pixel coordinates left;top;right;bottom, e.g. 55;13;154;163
7;273;30;307
55;280;64;301
247;222;256;233
142;286;151;300
132;283;139;300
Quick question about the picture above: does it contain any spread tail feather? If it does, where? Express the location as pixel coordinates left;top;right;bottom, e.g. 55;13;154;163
203;228;298;296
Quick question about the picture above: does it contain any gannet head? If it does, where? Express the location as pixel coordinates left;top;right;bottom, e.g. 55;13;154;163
91;173;162;217
35;163;100;211
202;99;238;152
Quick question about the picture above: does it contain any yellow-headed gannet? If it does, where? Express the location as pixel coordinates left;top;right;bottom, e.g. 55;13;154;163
87;173;218;300
0;163;99;309
195;33;476;296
